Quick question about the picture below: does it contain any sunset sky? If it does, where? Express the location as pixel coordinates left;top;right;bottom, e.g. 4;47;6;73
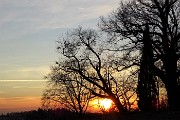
0;0;121;80
0;0;126;114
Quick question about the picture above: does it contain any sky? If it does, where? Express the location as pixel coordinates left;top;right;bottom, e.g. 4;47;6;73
0;0;122;80
0;0;127;114
0;80;46;114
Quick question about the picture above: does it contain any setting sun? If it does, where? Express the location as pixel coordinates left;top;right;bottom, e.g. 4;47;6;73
99;99;113;110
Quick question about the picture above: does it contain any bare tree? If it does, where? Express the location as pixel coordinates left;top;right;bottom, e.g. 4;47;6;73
99;0;180;110
53;27;138;113
42;63;91;116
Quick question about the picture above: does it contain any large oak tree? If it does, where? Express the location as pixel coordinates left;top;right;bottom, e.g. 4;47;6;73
99;0;180;110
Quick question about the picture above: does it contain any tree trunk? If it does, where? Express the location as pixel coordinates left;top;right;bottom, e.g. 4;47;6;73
137;25;158;111
165;81;180;110
163;48;180;110
111;95;126;113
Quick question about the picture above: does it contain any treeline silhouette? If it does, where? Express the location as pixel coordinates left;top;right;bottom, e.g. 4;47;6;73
1;108;180;120
0;108;81;120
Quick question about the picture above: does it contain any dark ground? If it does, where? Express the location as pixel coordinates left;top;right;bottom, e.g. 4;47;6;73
81;111;180;120
0;109;180;120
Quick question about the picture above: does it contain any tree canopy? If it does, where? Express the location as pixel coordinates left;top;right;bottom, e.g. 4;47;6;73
99;0;180;110
43;0;180;113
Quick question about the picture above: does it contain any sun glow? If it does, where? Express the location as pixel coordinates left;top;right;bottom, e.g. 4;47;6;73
99;99;113;110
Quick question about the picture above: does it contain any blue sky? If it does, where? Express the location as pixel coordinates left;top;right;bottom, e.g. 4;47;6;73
0;0;122;80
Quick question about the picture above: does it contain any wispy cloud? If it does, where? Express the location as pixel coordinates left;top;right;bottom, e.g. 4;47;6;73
12;86;45;89
0;66;50;80
0;96;41;101
0;0;120;29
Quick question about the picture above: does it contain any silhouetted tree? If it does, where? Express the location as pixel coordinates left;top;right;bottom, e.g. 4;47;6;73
99;0;180;110
137;25;158;111
42;63;91;116
53;27;137;113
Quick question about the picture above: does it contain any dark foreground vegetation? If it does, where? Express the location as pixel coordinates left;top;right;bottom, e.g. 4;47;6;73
1;109;180;120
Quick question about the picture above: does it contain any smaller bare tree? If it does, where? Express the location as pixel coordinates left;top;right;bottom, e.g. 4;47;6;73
42;63;92;116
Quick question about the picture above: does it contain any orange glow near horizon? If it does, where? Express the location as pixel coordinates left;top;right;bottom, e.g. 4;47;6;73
0;96;41;114
0;80;138;114
0;80;46;114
